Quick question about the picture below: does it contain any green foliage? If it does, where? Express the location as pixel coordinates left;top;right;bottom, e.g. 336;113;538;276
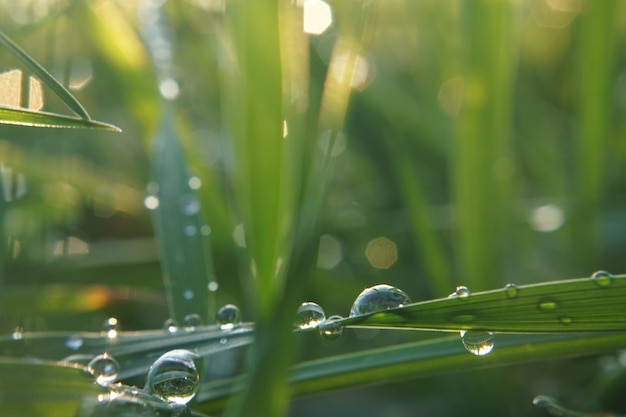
1;1;626;417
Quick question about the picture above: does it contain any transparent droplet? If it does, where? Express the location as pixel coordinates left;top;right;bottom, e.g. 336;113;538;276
216;304;242;330
451;313;475;323
318;315;343;340
295;302;326;329
65;335;84;351
448;285;470;299
503;283;518;299
537;298;558;312
169;403;191;417
87;353;120;386
145;349;199;405
591;270;613;287
102;317;120;339
164;318;179;333
349;284;411;317
559;316;573;325
180;194;200;216
182;313;202;331
460;330;495;356
144;195;160;210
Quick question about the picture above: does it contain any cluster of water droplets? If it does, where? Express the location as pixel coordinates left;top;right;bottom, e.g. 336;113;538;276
446;286;495;356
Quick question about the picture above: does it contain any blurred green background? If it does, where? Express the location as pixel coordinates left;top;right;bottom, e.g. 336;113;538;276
1;0;626;416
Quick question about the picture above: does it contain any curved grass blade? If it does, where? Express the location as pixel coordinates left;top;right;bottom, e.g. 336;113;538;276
196;332;626;413
340;275;626;333
0;30;91;120
0;324;254;380
0;106;121;131
0;358;100;417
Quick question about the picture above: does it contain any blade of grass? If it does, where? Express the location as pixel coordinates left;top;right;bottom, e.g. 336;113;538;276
196;332;626;413
0;30;91;120
0;358;100;417
0;106;121;131
340;274;626;332
149;108;213;324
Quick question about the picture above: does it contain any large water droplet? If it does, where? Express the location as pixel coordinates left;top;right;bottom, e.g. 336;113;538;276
216;304;242;330
503;283;518;299
318;315;344;340
164;318;179;333
460;330;495;356
537;298;558;312
102;317;120;340
87;353;120;386
349;284;411;317
295;302;326;329
448;286;470;299
145;349;199;405
182;314;202;331
591;270;613;287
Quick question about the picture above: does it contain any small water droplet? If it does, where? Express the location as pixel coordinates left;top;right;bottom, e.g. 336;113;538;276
144;195;160;210
216;304;242;330
102;317;120;340
559;316;573;325
87;353;119;386
460;330;495;356
349;284;411;317
537;298;558;312
145;349;199;405
182;314;202;331
164;318;179;333
219;338;227;345
448;286;470;299
318;315;344;340
503;283;518;299
591;270;613;287
295;302;326;329
451;313;476;323
184;225;197;236
207;281;219;292
65;335;84;351
180;194;200;216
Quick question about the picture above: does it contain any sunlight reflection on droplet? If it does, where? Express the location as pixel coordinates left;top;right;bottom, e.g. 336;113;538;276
528;204;565;232
159;77;180;100
303;0;332;35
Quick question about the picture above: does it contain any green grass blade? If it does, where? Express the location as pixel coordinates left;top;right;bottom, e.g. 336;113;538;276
196;332;626;413
0;358;100;417
0;30;91;120
0;106;121;131
149;109;214;324
340;275;626;332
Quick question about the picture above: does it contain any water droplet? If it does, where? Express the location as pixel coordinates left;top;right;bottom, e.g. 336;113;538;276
169;403;191;417
144;195;160;210
164;319;179;333
537;298;558;312
180;194;200;216
451;313;476;323
105;393;157;417
102;317;120;340
207;281;219;292
559;316;573;325
591;270;613;287
318;315;344;340
295;302;326;329
87;353;119;386
65;335;84;350
349;284;411;317
460;330;495;356
184;225;197;236
11;326;23;340
182;314;202;331
220;338;227;345
448;286;470;299
145;349;199;405
503;283;518;299
183;289;194;300
216;304;242;330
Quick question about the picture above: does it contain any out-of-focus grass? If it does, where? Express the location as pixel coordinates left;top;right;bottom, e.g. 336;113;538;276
1;0;626;416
